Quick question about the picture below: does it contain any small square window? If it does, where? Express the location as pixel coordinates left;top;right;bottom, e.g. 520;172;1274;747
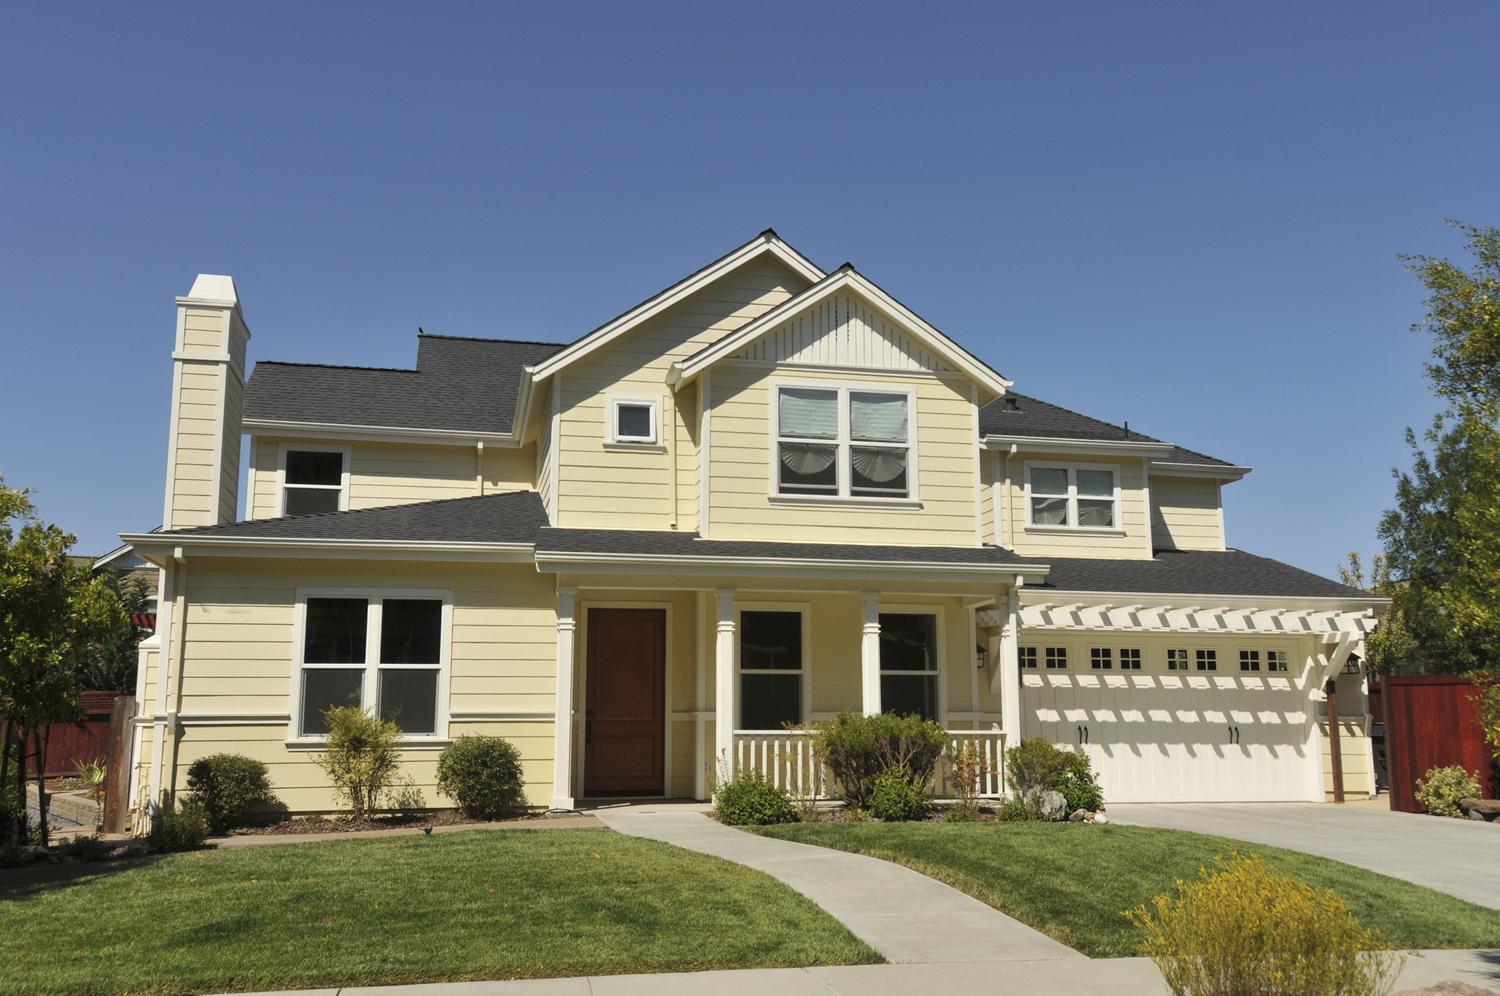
608;398;658;444
1090;647;1112;670
1267;649;1289;672
1119;648;1142;671
1239;650;1261;672
1167;648;1189;671
1019;646;1038;669
1196;649;1218;672
1044;646;1068;670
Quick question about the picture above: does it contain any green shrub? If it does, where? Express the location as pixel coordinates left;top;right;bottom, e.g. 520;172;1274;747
868;771;931;821
814;711;948;808
1057;750;1105;813
1129;852;1403;996
714;773;799;825
994;797;1038;822
1414;764;1483;818
314;706;401;818
186;753;279;832
59;834;113;863
149;800;210;852
436;735;526;819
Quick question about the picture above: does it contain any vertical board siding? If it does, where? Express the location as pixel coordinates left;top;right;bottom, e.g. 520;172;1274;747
556;257;812;529
1382;675;1498;811
733;292;953;372
1151;476;1226;551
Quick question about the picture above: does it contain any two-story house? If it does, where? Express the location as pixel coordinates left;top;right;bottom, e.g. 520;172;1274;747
121;231;1383;825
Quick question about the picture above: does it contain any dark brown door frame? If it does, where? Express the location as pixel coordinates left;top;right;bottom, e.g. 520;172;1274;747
582;605;667;797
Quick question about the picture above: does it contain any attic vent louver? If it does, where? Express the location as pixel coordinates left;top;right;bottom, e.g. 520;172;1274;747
1003;396;1020;411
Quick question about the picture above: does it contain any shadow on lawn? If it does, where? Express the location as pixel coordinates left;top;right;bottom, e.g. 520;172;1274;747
0;850;174;900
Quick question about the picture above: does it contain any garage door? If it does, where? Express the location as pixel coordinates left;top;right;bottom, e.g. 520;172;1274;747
1021;671;1317;803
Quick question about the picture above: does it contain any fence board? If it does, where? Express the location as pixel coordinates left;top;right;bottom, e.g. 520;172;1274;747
1381;676;1497;813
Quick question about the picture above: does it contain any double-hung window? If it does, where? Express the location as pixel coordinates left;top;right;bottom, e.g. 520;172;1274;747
738;610;804;730
1026;465;1119;529
281;448;348;516
295;591;450;739
879;612;938;721
776;385;913;499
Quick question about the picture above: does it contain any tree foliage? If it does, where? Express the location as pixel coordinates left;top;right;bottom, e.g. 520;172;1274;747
1378;222;1500;674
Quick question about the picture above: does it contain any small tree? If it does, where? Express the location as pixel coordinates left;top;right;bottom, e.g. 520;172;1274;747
314;706;401;818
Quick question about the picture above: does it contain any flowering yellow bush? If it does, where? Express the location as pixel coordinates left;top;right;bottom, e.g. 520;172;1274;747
1127;853;1404;996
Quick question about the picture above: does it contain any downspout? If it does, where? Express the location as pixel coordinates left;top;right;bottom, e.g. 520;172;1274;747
667;390;678;529
475;440;485;496
1325;678;1345;803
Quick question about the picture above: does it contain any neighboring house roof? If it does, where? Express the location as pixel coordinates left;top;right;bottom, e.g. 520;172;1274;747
979;393;1236;469
138;491;549;545
1035;549;1373;600
244;336;565;436
534;527;1041;567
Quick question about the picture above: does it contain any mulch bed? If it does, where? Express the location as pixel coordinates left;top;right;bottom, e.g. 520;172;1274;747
228;810;550;836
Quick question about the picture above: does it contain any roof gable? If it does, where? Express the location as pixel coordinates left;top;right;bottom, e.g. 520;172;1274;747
669;266;1012;396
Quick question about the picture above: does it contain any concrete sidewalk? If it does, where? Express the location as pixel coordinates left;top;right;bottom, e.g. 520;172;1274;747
594;806;1079;964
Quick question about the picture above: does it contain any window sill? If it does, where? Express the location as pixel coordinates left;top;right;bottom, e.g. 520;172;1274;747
602;441;666;453
768;494;923;510
285;736;452;751
1023;525;1127;537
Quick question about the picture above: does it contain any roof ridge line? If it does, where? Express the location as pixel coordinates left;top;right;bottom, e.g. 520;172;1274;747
418;332;568;347
252;360;418;374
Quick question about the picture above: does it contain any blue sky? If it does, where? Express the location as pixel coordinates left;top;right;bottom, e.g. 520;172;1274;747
2;2;1496;575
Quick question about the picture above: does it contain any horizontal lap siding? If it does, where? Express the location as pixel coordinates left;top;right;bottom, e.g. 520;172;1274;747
141;558;559;811
997;451;1151;558
557;257;811;529
1150;476;1225;551
170;364;224;526
708;366;978;545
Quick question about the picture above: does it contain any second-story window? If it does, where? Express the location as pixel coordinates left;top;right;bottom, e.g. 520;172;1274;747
776;385;912;499
606;396;659;445
282;448;347;516
1026;465;1119;530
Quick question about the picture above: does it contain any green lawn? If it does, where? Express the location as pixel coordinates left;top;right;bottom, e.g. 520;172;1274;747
0;829;879;994
760;821;1500;958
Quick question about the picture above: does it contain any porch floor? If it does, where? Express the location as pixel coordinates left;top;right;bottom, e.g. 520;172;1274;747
595;808;1080;964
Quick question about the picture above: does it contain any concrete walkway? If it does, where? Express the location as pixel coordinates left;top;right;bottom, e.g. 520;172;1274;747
1109;802;1500;909
594;806;1079;965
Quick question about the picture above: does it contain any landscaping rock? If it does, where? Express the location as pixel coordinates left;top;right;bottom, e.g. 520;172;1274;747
108;844;148;860
1459;798;1500;822
1068;808;1088;822
1093;813;1109;825
1040;790;1067;821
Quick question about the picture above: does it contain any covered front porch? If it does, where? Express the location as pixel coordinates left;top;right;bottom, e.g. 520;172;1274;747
536;535;1045;809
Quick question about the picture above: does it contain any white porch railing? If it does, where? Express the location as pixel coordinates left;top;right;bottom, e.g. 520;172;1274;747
732;727;1006;800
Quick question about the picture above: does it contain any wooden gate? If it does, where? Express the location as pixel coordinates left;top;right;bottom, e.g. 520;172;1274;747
1381;676;1497;813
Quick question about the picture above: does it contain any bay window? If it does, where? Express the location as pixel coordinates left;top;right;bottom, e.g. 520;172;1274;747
738;609;805;730
776;384;913;499
879;612;938;721
295;589;450;739
1026;464;1119;530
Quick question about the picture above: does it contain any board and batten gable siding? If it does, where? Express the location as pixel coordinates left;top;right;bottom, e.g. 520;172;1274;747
134;558;559;811
555;256;813;530
707;364;980;545
247;436;535;519
1150;475;1227;551
989;450;1153;559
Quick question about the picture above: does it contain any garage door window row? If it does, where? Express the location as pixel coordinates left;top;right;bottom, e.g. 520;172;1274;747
1020;643;1292;674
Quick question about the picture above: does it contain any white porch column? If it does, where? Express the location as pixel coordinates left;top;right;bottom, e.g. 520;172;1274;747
998;588;1021;745
861;593;882;715
549;586;578;811
714;589;737;783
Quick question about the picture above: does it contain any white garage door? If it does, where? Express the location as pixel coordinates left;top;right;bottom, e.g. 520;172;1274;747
1021;671;1318;803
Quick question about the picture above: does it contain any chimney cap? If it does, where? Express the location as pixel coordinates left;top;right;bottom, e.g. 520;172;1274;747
183;273;238;304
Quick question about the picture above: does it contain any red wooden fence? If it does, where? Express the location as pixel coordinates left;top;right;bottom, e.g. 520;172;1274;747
33;691;124;777
1381;676;1498;813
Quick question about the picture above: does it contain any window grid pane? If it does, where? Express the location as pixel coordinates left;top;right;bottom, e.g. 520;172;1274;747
880;674;937;721
1239;650;1261;672
1090;647;1112;670
381;599;443;665
1019;646;1038;670
1045;646;1068;670
740;612;802;671
1120;648;1142;671
284;488;341;516
286;450;343;485
740;673;801;730
879;614;937;672
1168;648;1189;671
304;598;368;664
301;668;364;735
1267;649;1289;672
378;668;438;734
1196;649;1218;672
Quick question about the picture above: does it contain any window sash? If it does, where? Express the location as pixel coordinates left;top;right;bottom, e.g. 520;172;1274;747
775;384;913;500
1026;465;1119;530
609;398;658;443
281;448;347;517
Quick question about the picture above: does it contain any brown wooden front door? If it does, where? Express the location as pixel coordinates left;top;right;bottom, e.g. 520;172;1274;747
584;608;666;796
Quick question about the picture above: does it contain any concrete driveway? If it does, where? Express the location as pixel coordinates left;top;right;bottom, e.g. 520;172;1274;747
1109;802;1500;909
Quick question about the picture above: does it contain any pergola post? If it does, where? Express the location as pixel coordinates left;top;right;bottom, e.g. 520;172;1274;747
997;587;1021;745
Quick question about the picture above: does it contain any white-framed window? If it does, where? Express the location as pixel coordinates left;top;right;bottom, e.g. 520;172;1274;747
1167;648;1190;671
774;383;915;500
292;588;451;740
1090;646;1113;670
279;445;350;517
1195;649;1218;672
1267;649;1289;673
1045;646;1068;670
1239;649;1262;672
1019;646;1038;669
1119;647;1142;671
879;611;939;720
1025;463;1120;530
738;608;807;730
605;395;660;445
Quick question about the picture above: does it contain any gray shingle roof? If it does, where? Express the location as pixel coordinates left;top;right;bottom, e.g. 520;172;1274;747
244;334;565;434
535;528;1039;566
156;492;548;544
1034;549;1371;599
979;393;1232;467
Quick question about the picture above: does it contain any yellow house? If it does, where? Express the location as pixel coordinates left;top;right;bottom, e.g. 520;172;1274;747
122;232;1384;825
